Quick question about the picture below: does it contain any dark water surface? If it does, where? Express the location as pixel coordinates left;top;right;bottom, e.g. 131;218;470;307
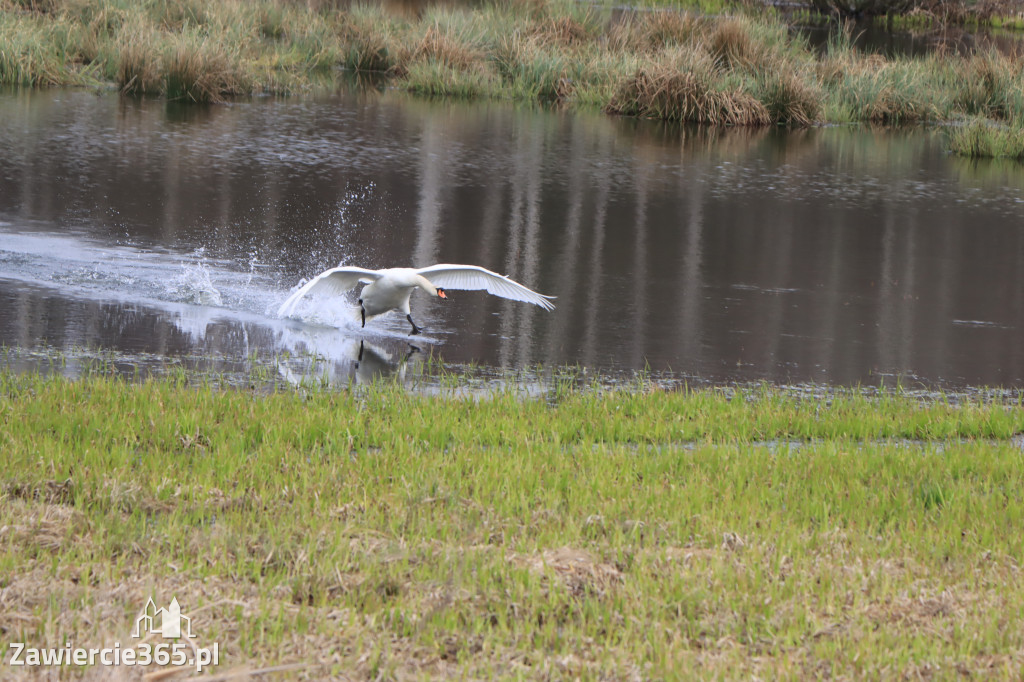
2;87;1024;388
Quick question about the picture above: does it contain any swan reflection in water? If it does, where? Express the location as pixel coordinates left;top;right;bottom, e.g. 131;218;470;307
274;325;424;387
156;278;426;387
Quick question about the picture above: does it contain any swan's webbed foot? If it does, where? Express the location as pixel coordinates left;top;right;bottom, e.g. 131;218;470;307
407;314;423;336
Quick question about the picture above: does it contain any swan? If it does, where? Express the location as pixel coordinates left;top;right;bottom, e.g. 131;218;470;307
278;264;555;335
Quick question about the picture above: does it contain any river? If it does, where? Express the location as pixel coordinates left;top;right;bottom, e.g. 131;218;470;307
1;86;1023;388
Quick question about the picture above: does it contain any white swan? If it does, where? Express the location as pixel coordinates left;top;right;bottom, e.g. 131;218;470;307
278;264;555;335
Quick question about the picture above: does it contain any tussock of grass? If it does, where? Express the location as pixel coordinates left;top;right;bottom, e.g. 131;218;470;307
948;50;1024;121
947;117;1024;159
0;12;67;85
2;372;1024;677
340;31;392;73
609;9;703;53
831;58;942;124
493;35;575;101
758;69;821;126
605;47;771;126
404;59;496;98
116;20;161;95
411;25;482;71
708;15;760;69
164;31;245;103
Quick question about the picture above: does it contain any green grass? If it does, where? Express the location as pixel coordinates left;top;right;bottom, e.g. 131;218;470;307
2;371;1024;677
947;117;1024;159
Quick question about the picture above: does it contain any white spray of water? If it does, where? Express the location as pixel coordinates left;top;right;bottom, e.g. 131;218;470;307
166;254;224;307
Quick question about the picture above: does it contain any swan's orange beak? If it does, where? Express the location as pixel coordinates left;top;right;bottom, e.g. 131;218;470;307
437;288;447;299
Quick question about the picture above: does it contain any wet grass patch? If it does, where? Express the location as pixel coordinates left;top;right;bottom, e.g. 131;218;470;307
2;371;1024;677
605;61;771;126
947;117;1024;159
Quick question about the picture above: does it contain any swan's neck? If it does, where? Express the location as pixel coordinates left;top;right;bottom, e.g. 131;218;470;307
413;274;437;296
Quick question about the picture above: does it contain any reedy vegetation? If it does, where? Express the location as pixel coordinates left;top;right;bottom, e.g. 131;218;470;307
2;372;1024;677
2;0;1024;154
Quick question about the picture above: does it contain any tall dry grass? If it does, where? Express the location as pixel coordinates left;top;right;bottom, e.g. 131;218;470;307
5;0;1024;147
335;5;397;73
612;9;703;53
164;31;247;102
758;69;821;126
949;50;1024;120
116;20;162;95
605;46;771;126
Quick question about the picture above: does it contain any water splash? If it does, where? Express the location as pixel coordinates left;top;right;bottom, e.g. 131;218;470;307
166;253;224;307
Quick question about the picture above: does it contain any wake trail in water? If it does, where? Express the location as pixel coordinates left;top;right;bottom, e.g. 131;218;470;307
0;228;281;318
0;224;442;347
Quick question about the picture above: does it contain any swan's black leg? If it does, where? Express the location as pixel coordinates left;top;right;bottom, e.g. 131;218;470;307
359;300;366;328
405;344;421;361
357;340;365;363
407;314;423;336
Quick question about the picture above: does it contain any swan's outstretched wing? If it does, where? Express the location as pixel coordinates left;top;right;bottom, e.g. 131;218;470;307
278;266;382;318
416;264;555;310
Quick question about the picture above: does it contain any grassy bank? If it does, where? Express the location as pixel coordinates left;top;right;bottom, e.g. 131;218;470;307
2;0;1024;157
2;372;1024;678
947;116;1024;159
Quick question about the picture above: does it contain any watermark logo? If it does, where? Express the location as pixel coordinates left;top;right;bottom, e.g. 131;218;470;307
5;595;219;673
133;597;195;639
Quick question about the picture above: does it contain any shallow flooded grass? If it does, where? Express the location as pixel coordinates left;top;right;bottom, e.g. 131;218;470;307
947;117;1024;159
4;0;1024;152
2;371;1024;677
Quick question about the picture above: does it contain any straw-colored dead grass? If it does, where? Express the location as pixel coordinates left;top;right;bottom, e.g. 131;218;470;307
760;69;821;126
528;15;592;48
9;0;1024;142
606;65;771;126
164;33;245;103
412;26;481;71
336;10;396;73
511;546;624;598
116;24;162;95
709;16;759;68
864;84;930;123
952;49;1024;119
0;500;85;553
608;10;703;53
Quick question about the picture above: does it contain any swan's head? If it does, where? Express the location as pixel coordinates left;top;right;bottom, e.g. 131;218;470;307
437;287;447;299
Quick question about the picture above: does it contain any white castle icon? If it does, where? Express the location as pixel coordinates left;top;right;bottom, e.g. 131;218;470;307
132;597;195;639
